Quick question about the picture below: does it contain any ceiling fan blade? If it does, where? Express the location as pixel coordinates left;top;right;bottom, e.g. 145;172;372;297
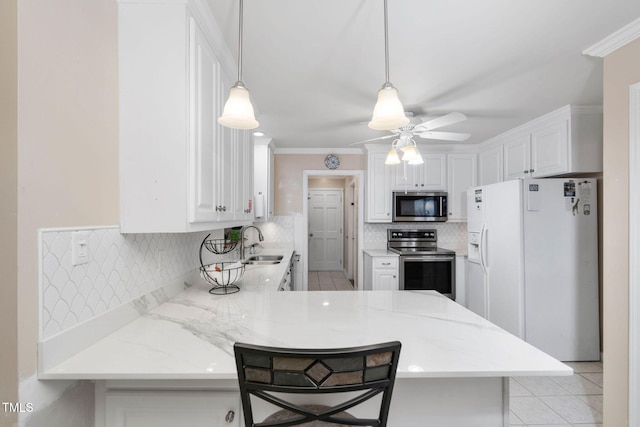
348;134;396;145
413;112;468;131
418;131;471;142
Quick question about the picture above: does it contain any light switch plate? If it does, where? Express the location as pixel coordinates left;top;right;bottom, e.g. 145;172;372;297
71;231;90;266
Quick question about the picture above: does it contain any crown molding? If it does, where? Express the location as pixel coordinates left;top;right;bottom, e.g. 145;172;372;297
583;17;640;57
273;147;364;155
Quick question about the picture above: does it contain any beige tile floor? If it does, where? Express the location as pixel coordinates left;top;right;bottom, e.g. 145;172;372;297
510;361;603;427
308;270;354;291
307;275;602;426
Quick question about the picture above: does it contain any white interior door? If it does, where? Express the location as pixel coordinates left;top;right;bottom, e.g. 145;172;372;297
308;189;344;271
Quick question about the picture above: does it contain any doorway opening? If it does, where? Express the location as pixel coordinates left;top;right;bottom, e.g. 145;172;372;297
301;170;364;291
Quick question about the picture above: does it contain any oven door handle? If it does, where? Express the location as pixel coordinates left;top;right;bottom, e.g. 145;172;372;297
402;255;455;262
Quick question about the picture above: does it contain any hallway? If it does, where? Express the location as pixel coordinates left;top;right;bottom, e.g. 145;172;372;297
308;270;354;291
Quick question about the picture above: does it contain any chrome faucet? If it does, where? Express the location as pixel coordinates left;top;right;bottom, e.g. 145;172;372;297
240;225;264;259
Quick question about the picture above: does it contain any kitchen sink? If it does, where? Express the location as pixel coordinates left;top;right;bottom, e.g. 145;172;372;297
242;255;284;265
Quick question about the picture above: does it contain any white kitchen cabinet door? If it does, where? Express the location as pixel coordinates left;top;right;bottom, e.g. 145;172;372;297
105;391;239;427
372;257;399;291
253;138;274;220
231;129;254;221
447;154;477;221
392;153;447;191
478;145;503;185
416;153;447;190
503;133;531;180
216;126;237;222
364;253;398;291
365;150;393;222
530;119;568;177
189;17;220;224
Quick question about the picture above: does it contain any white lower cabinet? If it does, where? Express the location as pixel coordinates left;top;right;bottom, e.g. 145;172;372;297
364;253;399;291
103;390;240;427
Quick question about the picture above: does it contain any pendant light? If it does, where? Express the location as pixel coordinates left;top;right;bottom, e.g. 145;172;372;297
368;0;409;131
218;0;259;130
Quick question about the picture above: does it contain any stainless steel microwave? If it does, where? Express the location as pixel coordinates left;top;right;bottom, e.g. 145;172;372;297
392;191;448;222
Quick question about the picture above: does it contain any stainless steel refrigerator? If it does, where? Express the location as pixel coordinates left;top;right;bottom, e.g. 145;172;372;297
466;178;600;361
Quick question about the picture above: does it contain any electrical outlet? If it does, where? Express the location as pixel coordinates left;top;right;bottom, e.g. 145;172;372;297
71;231;90;266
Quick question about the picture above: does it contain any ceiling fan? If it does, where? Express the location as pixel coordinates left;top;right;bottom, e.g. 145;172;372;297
349;112;471;145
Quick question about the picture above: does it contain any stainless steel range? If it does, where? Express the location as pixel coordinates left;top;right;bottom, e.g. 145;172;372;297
387;229;456;300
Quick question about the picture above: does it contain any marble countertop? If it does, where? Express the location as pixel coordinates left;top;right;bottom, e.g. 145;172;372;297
40;282;570;380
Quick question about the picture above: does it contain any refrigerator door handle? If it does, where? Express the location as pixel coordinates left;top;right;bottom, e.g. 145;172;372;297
480;225;488;273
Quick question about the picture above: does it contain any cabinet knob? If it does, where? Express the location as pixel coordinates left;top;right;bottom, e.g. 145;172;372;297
382;262;391;266
225;410;235;423
529;168;534;173
421;184;424;187
523;170;529;174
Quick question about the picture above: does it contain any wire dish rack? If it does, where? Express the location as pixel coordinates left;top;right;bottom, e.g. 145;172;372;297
199;233;244;295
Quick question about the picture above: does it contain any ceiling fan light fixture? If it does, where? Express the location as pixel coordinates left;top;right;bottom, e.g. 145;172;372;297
401;145;419;162
218;83;259;130
408;151;424;165
385;148;401;165
368;85;410;130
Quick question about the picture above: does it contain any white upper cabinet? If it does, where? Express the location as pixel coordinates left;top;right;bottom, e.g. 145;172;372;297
365;146;394;223
392;153;447;191
478;145;503;185
253;138;275;221
503;133;533;180
499;105;602;181
119;0;253;233
447;154;477;221
365;145;476;223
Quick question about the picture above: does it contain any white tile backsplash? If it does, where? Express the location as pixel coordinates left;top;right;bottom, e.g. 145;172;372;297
39;220;466;340
39;226;213;340
255;216;295;242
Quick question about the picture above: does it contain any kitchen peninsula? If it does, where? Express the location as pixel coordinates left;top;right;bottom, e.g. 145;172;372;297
39;245;570;427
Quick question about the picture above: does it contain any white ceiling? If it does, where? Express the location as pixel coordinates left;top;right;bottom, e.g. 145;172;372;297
206;0;640;150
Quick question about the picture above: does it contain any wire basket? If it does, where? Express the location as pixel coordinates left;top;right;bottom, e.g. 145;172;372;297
200;262;245;295
202;238;238;255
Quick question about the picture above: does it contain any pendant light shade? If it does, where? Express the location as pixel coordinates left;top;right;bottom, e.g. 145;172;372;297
368;0;408;131
385;148;401;165
218;84;259;130
400;145;419;162
407;150;424;165
218;0;259;130
368;85;410;130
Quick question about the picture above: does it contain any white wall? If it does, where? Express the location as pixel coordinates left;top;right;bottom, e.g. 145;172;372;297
17;1;119;425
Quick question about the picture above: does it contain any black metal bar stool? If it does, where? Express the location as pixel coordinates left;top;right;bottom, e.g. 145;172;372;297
234;341;402;427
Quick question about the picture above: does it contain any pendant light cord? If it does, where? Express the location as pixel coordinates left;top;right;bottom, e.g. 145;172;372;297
383;0;390;85
237;0;244;84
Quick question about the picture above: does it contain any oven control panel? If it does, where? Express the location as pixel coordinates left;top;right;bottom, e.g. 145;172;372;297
388;229;437;241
